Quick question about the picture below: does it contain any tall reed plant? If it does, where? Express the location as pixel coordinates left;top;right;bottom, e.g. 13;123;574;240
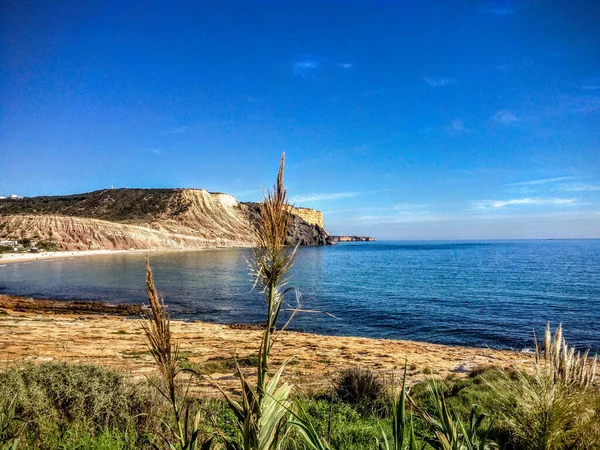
494;323;600;450
376;364;418;450
142;259;213;450
218;154;298;450
534;323;597;388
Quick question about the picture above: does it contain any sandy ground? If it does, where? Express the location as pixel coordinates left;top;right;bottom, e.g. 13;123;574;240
0;297;533;396
0;249;148;265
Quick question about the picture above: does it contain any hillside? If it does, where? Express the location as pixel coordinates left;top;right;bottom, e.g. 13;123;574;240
0;188;331;251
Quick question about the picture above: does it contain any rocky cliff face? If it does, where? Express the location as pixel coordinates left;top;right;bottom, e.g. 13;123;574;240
290;207;324;228
0;189;331;251
244;203;331;246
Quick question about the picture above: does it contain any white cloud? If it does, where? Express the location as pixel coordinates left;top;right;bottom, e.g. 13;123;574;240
338;63;354;69
492;110;519;125
295;60;319;69
473;198;576;209
290;192;360;203
423;77;455;87
147;148;162;155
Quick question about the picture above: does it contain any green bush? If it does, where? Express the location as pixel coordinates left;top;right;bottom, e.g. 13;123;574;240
291;397;384;449
0;362;167;448
35;240;60;251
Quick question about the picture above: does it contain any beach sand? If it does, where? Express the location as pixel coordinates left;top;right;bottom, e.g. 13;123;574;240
0;249;148;265
0;295;532;396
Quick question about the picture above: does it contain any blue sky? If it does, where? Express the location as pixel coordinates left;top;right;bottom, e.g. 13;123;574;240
1;0;599;239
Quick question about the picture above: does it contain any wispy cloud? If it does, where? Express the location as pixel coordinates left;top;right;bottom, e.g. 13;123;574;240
473;197;576;209
290;192;361;203
423;76;455;87
563;184;600;192
581;75;600;91
393;203;429;211
147;148;162;155
569;93;600;114
492;110;519;125
509;176;575;186
292;56;324;79
338;62;354;69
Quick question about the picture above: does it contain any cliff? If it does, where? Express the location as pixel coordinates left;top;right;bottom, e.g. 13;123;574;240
0;189;331;251
290;207;324;228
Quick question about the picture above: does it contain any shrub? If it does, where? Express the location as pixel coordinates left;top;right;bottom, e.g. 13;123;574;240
36;240;60;251
335;366;387;416
492;324;600;450
0;362;166;448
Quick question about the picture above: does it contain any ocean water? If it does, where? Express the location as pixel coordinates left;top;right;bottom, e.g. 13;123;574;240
1;240;599;352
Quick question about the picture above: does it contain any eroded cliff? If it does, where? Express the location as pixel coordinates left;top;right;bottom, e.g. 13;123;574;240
0;189;331;251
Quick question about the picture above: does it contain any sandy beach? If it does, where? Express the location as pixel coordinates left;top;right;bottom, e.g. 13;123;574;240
0;294;532;396
0;249;152;265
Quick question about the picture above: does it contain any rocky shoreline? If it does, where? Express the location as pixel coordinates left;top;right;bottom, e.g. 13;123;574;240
330;235;376;242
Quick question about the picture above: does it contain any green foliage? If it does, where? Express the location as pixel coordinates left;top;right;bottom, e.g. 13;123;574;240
43;428;140;449
291;398;383;450
0;362;166;448
0;398;27;450
377;365;419;450
35;240;60;251
490;324;600;450
493;367;600;450
410;368;509;422
417;381;496;450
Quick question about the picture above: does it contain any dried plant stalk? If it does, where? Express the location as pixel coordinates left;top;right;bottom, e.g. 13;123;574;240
534;323;597;388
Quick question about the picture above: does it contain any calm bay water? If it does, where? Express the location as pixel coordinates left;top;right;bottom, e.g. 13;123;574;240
1;240;599;352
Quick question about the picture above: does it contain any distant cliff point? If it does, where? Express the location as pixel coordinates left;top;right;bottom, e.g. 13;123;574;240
0;188;331;251
330;236;376;242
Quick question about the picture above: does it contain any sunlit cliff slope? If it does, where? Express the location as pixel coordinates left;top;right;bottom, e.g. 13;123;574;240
0;189;330;250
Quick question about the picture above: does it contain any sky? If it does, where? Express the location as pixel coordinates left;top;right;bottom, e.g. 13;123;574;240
1;0;599;239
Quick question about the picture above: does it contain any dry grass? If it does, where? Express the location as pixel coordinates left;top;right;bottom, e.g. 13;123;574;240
534;323;597;388
493;324;600;450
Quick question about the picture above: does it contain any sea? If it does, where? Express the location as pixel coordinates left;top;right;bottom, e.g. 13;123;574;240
1;240;599;352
